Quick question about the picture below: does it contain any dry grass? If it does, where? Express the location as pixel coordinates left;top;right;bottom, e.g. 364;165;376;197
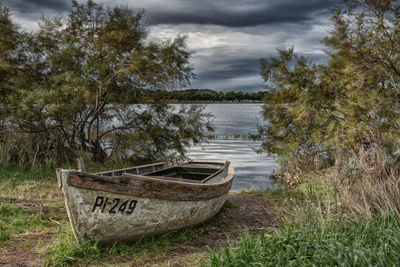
340;172;400;220
0;130;66;166
335;144;400;221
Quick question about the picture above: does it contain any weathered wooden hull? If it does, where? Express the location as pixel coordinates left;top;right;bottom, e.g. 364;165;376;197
58;162;234;244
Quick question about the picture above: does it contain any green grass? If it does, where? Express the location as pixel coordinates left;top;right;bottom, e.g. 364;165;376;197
44;219;217;266
205;213;400;266
0;203;53;243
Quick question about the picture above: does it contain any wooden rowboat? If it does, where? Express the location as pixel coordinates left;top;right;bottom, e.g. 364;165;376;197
56;160;234;244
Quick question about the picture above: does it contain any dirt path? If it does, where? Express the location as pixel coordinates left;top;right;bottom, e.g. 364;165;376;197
0;193;276;267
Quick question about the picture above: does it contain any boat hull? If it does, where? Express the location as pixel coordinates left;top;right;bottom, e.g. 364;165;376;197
59;170;229;244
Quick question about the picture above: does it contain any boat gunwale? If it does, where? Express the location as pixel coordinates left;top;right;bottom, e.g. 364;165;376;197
95;161;167;176
63;163;234;201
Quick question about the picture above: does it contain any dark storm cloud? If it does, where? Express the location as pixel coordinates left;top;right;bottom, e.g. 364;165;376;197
190;55;264;91
198;53;329;81
147;11;310;28
5;0;70;15
5;0;339;27
191;52;329;92
196;58;260;80
146;0;340;27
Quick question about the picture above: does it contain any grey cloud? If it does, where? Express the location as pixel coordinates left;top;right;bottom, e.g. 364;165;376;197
5;0;70;14
146;10;310;28
145;0;340;27
190;56;266;91
5;0;340;28
194;58;261;80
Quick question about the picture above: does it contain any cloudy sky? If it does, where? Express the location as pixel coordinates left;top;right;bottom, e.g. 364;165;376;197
6;0;340;92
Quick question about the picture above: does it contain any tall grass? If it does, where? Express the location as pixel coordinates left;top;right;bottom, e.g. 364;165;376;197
0;162;58;182
206;214;400;266
341;173;400;221
336;146;400;221
0;130;68;166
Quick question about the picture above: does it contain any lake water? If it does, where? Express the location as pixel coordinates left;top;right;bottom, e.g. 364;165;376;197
187;104;278;191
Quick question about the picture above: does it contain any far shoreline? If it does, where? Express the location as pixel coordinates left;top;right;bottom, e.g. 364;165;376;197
131;101;263;104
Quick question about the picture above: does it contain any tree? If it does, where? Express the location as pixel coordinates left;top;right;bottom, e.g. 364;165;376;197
260;0;400;174
4;0;211;163
259;48;332;170
0;3;21;121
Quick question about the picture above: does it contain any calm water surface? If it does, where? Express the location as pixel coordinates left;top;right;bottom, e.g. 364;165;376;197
187;104;278;191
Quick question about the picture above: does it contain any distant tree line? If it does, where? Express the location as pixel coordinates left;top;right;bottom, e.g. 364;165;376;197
128;89;266;103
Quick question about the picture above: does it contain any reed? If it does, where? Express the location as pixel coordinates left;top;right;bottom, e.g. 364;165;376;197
0;129;70;166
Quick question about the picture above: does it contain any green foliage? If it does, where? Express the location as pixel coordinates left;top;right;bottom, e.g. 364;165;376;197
259;47;332;171
0;0;211;164
206;214;400;267
0;3;18;86
255;5;400;265
0;2;22;124
259;0;400;176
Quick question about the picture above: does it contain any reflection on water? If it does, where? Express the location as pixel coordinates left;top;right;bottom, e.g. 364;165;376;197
187;104;278;191
206;103;264;136
188;139;278;191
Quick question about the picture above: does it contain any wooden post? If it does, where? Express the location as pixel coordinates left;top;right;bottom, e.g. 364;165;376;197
77;158;86;172
223;161;230;171
56;168;63;188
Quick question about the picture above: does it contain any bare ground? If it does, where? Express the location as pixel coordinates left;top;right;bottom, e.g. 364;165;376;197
0;192;277;267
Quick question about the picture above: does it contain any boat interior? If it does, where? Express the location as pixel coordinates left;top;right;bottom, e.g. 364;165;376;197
144;166;222;183
95;161;227;184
